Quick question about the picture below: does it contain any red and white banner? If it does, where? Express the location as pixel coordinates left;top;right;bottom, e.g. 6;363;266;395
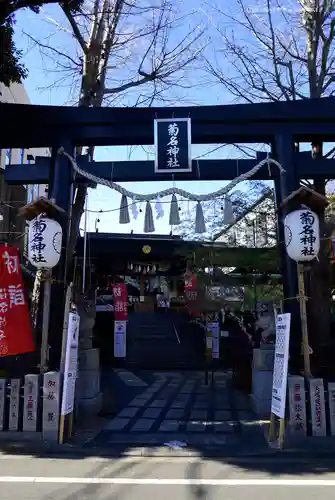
0;245;35;357
112;283;128;321
184;273;199;317
184;273;197;292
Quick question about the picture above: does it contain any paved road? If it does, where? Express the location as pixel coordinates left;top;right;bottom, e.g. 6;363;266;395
0;455;335;500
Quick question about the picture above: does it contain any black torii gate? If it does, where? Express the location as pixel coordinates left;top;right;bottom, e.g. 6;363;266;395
1;96;335;370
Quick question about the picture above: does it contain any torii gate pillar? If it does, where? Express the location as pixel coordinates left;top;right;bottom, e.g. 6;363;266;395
273;135;301;373
48;143;74;370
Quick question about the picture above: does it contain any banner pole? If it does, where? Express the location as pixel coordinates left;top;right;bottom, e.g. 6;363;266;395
278;417;286;449
268;412;277;442
59;414;65;444
60;284;73;374
68;411;74;438
40;271;51;373
297;264;311;377
82;194;88;294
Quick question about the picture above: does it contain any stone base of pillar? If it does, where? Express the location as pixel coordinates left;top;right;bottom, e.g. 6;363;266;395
77;392;103;417
76;347;102;417
75;297;102;419
251;346;274;419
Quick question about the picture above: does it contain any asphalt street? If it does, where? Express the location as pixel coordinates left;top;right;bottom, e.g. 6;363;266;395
1;454;335;500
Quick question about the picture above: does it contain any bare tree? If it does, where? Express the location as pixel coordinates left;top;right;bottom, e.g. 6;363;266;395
17;0;205;369
204;0;335;372
205;0;335;101
21;0;205;261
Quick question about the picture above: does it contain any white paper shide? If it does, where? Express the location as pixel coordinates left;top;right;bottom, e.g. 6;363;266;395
271;313;291;419
28;216;62;269
61;312;80;416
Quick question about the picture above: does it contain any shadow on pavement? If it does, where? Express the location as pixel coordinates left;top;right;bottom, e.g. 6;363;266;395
0;369;334;478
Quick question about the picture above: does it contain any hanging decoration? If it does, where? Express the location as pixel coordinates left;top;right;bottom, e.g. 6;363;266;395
28;216;62;269
58;149;285;235
131;198;139;220
127;262;158;274
119;194;130;224
284;208;320;262
169;194;181;226
195;202;206;234
144;201;155;233
223;197;235;225
155;198;164;219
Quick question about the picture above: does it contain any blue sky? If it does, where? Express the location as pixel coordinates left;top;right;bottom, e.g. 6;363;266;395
13;2;271;236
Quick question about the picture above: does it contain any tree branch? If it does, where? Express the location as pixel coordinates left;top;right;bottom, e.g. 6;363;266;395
61;5;88;54
22;30;82;68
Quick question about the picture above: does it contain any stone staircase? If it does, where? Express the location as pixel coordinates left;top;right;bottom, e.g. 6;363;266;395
125;311;206;370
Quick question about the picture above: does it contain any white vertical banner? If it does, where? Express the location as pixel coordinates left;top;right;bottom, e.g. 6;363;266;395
61;312;80;416
114;320;127;358
207;322;220;359
271;313;291;419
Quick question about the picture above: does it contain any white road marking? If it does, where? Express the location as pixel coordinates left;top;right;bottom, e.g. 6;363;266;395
173;324;181;344
0;476;334;486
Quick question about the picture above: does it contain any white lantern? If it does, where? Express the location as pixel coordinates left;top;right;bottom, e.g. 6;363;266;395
28;216;63;269
284;209;320;262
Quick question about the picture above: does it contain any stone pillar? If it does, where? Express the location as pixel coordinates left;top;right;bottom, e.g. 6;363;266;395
23;374;40;432
251;345;275;418
309;378;327;437
8;379;20;431
42;371;61;442
75;295;102;417
287;375;307;437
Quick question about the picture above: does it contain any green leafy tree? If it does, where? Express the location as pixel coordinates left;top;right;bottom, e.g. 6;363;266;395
0;0;83;86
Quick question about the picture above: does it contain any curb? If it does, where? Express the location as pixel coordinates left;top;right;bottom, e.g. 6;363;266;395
1;440;332;459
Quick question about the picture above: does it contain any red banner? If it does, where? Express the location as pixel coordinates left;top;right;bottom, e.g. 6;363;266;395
185;274;198;291
112;283;128;321
330;237;335;264
0;245;35;357
184;273;199;317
